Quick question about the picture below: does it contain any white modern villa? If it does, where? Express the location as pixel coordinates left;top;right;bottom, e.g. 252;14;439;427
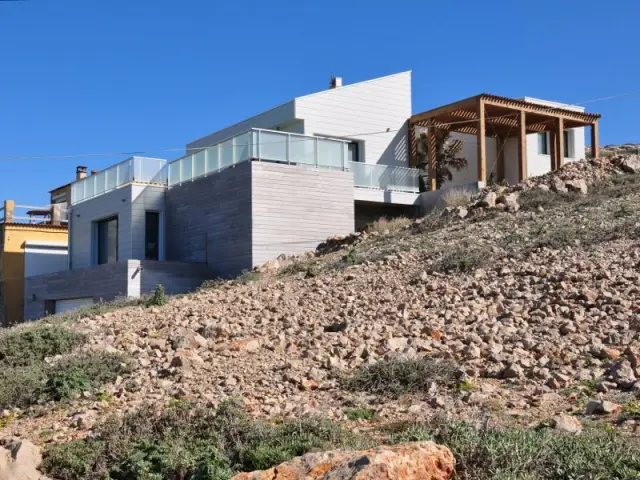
23;71;601;320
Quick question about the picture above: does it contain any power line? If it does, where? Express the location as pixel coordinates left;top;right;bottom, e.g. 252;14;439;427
576;88;640;106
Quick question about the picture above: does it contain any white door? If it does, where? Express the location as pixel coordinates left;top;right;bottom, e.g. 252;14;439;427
54;298;94;314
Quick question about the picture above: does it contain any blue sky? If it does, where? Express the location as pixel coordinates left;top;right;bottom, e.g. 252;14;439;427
1;0;638;205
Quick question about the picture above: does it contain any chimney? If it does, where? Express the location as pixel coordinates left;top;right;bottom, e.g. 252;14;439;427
330;76;343;89
91;170;98;176
76;166;88;180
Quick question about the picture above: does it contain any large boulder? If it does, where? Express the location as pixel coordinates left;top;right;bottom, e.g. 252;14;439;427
618;155;640;173
0;439;51;480
232;441;455;480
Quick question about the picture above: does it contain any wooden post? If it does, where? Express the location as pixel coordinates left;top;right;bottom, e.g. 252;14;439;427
496;137;505;182
408;121;417;168
550;130;558;171
427;127;437;191
3;200;14;223
518;111;527;181
477;99;487;184
556;117;565;169
591;120;600;159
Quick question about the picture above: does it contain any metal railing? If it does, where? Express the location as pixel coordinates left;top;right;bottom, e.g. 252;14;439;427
348;161;420;193
70;157;167;205
0;202;68;225
168;129;350;187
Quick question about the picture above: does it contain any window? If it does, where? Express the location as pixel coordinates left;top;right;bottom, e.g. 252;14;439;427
564;130;573;158
538;133;549;155
347;142;360;162
145;212;160;261
96;217;118;265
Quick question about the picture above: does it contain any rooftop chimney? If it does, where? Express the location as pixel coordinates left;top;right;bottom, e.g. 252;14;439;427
330;76;343;89
76;166;88;180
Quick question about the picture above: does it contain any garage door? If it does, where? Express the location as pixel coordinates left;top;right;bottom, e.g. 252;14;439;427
55;298;94;314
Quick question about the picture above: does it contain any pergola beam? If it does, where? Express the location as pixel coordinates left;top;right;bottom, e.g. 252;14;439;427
591;120;600;158
518;110;527;181
477;98;487;184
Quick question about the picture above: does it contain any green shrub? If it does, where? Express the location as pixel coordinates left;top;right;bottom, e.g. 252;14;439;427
342;248;361;266
0;325;85;368
45;352;131;402
518;189;580;211
344;408;376;421
234;270;262;285
42;401;364;480
0;365;47;409
343;358;458;397
146;284;167;307
434;243;491;274
387;420;640;480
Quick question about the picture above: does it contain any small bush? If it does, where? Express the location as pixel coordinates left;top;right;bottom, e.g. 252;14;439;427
366;216;412;234
49;297;144;324
345;408;376;421
342;248;361;266
0;325;85;368
234;270;262;285
343;357;458;397
435;243;491;274
442;188;472;208
518;188;580;211
146;284;167;307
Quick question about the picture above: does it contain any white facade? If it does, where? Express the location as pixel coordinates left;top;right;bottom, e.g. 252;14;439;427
187;71;413;168
24;242;69;278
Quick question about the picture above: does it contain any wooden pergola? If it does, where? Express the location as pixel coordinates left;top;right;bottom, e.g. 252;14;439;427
408;94;601;191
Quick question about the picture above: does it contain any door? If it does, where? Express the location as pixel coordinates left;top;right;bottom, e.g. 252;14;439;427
54;297;94;314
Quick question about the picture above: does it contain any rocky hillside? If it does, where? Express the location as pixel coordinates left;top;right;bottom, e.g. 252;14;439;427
2;154;640;479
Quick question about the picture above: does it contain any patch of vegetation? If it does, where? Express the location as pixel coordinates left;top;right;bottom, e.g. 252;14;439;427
344;408;376;421
434;242;492;274
48;297;145;324
518;188;580;211
366;216;413;234
456;379;476;392
341;247;362;266
0;352;130;408
146;284;167;307
42;401;368;480
0;324;85;368
343;357;458;397
234;270;262;285
441;188;472;208
387;419;640;480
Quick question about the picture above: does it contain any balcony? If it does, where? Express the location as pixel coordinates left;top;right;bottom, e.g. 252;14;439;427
349;162;420;193
168;129;350;186
70;157;167;205
0;201;68;226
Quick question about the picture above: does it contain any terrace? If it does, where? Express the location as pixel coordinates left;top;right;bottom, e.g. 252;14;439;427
0;201;68;226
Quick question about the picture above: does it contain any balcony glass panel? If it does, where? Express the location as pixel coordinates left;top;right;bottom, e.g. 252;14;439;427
235;133;250;163
259;131;287;162
105;168;117;191
317;139;344;169
289;136;316;165
194;150;206;178
168;162;181;186
181;156;193;182
206;146;219;173
117;161;131;185
221;139;234;169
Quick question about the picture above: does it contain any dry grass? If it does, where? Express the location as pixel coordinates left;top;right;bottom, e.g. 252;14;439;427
441;188;472;208
366;216;413;234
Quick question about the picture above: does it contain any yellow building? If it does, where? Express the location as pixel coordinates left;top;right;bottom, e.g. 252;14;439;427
0;200;68;326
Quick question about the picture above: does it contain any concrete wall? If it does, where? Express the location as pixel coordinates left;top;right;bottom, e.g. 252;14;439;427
24;262;129;321
251;162;354;265
24;260;214;321
69;184;167;269
165;161;253;277
295;72;412;168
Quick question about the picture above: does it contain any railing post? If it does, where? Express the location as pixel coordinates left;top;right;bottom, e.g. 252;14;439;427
369;165;373;188
191;154;195;180
286;134;290;164
232;137;237;166
257;130;261;161
204;148;209;175
314;138;318;168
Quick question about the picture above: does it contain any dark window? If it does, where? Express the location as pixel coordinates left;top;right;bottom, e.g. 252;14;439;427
564;130;571;158
538;133;549;155
96;217;118;265
145;212;160;261
348;142;360;162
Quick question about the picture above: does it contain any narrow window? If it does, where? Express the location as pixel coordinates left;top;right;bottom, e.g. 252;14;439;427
564;130;572;158
347;142;360;163
96;216;118;265
538;133;549;155
145;212;160;261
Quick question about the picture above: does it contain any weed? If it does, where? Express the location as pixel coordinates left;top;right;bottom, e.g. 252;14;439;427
344;408;376;421
0;325;85;368
456;379;476;392
441;188;472;208
342;248;361;266
96;391;115;403
343;357;458;397
146;284;167;307
366;216;413;234
234;270;262;285
434;243;491;274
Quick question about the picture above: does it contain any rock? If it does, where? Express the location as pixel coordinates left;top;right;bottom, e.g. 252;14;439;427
229;338;261;353
618;155;640;173
585;399;621;415
502;363;524;379
171;349;204;369
0;439;51;480
256;259;280;272
551;181;569;193
70;410;98;429
565;179;588;195
231;441;455;480
478;191;497;208
385;337;408;351
552;413;583;434
496;193;519;212
171;330;208;350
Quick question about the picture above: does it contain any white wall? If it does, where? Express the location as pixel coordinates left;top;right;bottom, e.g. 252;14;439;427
69;184;167;269
295;71;412;167
186;101;296;152
24;243;68;278
444;133;498;188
